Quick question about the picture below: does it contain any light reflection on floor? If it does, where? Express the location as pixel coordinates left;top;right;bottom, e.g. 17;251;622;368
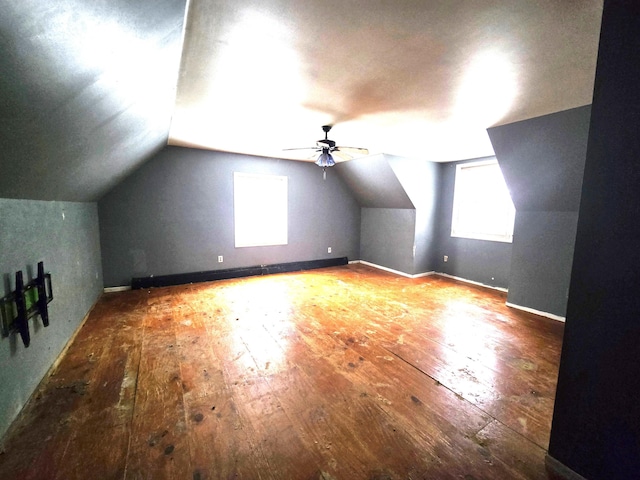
439;301;500;407
221;277;296;375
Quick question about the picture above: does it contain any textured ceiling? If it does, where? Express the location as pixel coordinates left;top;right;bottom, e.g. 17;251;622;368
170;0;603;163
0;0;602;201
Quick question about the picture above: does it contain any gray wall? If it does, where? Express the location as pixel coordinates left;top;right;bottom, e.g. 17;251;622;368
360;208;416;274
550;4;640;478
435;159;513;289
98;147;361;287
488;105;590;317
337;154;439;275
386;155;439;274
508;211;579;315
0;199;103;438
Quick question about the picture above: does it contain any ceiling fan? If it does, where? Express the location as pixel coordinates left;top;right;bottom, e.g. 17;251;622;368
284;125;369;179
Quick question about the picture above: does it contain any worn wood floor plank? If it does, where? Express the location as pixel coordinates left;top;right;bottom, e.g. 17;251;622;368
252;321;424;478
125;291;191;480
0;290;146;480
0;264;564;479
177;319;244;479
53;299;143;480
305;268;562;449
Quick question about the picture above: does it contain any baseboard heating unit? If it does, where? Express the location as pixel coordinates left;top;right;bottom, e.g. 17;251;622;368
131;257;348;290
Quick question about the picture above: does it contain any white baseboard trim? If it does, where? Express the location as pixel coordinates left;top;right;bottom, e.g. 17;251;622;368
104;286;131;293
545;455;587;480
505;302;566;322
436;273;508;293
351;260;435;279
411;271;436;279
351;262;565;322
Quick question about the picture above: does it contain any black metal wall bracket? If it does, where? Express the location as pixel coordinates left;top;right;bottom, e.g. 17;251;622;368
0;262;53;347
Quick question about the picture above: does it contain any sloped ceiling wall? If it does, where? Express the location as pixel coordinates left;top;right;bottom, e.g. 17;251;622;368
335;154;414;209
488;105;591;212
337;154;440;275
0;0;187;201
487;105;592;317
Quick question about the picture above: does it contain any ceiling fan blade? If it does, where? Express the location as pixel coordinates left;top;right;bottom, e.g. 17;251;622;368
282;147;321;160
332;150;353;161
337;146;369;155
284;125;368;163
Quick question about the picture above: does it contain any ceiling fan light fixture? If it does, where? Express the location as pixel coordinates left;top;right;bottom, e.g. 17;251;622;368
284;125;365;179
315;150;335;168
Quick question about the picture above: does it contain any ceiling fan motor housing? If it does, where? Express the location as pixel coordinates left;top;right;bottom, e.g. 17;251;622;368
318;139;336;148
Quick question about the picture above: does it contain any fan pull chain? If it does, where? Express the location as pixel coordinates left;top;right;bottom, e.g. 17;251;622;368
323;167;327;180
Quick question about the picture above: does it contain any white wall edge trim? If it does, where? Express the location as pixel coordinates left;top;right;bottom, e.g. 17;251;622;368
104;286;131;293
505;302;566;322
412;271;436;279
436;273;508;293
352;260;435;279
351;263;564;322
545;455;588;480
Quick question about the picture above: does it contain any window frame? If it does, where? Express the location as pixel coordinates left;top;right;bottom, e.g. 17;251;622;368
450;159;515;243
233;171;288;248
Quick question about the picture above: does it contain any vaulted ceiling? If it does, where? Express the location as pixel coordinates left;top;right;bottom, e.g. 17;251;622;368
0;0;603;202
0;0;187;201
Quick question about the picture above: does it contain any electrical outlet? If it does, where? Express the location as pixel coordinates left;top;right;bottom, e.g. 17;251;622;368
444;255;448;262
218;255;223;263
327;247;332;253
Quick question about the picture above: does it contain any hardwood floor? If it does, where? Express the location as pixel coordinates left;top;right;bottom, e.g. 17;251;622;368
0;264;564;479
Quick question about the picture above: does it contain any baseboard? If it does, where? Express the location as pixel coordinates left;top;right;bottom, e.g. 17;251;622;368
131;257;349;289
435;272;508;293
353;260;435;279
103;286;131;293
505;302;566;322
545;454;588;480
353;262;563;321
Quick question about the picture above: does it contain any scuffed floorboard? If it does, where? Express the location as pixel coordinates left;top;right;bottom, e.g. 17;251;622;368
0;264;564;479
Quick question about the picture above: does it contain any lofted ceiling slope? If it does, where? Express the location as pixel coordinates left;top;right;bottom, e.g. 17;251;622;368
0;0;602;202
336;154;414;209
0;0;187;201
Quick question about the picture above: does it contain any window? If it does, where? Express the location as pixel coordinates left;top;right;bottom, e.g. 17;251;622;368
451;159;515;243
234;172;288;247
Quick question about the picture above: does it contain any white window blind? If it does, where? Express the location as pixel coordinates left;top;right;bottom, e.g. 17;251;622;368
234;172;288;248
451;159;515;243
